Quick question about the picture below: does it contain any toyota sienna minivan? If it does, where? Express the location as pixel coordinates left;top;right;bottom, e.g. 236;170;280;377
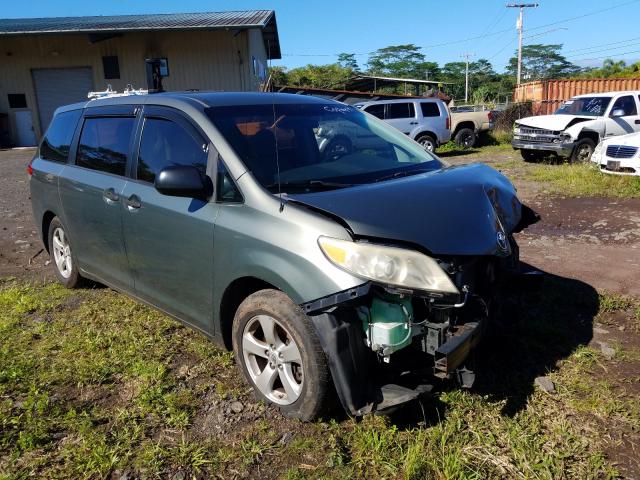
30;92;537;420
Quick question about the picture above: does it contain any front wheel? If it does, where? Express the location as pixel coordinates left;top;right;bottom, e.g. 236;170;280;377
415;134;437;152
570;138;595;163
232;289;331;421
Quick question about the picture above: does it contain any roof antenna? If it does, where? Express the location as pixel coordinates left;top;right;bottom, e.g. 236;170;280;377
271;101;284;212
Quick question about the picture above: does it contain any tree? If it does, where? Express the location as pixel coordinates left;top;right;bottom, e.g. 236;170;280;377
578;58;640;78
284;63;355;89
367;44;427;78
506;44;582;80
268;66;288;86
337;53;360;72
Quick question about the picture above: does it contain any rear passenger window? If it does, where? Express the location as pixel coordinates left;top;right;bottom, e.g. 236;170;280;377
40;110;82;163
364;104;385;119
386;103;415;119
420;103;440;117
137;118;207;183
76;117;134;176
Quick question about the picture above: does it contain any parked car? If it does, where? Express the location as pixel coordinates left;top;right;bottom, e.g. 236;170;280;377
30;92;537;420
512;91;640;162
449;109;494;147
591;132;640;176
353;98;451;152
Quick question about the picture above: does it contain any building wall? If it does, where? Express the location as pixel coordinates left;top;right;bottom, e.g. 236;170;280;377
0;28;269;143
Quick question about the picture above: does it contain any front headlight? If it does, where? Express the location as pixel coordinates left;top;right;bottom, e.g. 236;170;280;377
513;125;521;134
318;236;459;294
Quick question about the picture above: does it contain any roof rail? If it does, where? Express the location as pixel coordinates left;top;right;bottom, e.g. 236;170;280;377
88;84;149;100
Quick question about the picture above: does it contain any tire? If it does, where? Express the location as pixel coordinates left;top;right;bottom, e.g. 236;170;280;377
323;136;352;161
415;133;437;152
570;138;595;163
232;289;331;421
454;128;477;148
520;149;544;162
47;217;83;288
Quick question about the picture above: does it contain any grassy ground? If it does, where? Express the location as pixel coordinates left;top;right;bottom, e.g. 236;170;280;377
1;276;639;479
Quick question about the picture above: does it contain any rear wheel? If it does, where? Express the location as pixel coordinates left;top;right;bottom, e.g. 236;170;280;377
454;128;477;148
520;149;544;162
232;289;331;421
570;138;595;163
415;133;437;152
48;217;83;288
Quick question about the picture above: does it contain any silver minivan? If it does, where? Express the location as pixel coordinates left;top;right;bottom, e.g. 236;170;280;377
354;98;451;152
30;92;536;420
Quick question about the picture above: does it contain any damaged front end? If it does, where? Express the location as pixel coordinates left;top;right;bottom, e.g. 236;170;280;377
303;252;517;416
292;164;540;415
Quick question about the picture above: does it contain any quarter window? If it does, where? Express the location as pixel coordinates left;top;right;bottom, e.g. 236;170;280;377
76;117;135;175
137;117;207;183
420;102;440;117
386;103;415;119
611;95;637;116
40;109;82;163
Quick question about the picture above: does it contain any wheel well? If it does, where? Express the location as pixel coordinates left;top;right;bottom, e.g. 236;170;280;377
578;131;599;144
219;276;278;350
453;121;475;136
41;211;56;253
415;131;437;142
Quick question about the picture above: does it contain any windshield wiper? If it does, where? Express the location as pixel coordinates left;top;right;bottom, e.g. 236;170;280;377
267;180;356;192
374;168;432;183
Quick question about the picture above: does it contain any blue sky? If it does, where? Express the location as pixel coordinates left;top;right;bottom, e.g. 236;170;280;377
3;0;640;73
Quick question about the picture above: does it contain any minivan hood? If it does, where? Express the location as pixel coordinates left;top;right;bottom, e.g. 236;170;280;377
517;114;591;131
288;163;525;256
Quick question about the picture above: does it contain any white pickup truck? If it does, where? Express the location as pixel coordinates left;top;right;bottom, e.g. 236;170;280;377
512;91;640;162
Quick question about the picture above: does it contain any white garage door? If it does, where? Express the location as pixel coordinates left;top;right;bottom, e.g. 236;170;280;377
32;67;93;133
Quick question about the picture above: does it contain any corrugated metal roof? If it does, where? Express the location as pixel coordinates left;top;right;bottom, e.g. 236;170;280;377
0;10;281;58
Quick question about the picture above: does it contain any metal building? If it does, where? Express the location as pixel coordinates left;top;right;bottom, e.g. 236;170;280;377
0;10;281;146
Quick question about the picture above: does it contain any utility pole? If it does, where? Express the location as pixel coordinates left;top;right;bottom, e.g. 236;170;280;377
461;52;474;103
506;3;538;84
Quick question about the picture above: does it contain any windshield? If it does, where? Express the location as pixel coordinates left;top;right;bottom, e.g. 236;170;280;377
555;97;612;117
205;103;443;193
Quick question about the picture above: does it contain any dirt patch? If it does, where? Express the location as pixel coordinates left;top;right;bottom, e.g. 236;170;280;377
0;148;52;281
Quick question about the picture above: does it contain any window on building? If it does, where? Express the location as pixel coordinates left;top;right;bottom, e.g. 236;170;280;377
7;94;27;109
76;117;135;176
364;104;385;119
420;102;441;117
386;102;415;119
102;56;120;80
137;117;207;183
40;110;82;163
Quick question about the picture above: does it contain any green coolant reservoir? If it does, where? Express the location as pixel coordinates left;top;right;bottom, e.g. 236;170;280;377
359;292;413;357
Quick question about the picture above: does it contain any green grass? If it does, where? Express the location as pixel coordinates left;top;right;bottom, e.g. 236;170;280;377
0;278;638;478
525;162;640;198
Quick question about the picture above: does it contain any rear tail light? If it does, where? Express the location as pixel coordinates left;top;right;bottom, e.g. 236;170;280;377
488;111;494;122
27;162;34;176
446;116;450;130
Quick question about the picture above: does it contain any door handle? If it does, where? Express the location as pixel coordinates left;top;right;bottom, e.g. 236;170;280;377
103;188;119;204
125;194;142;211
409;121;419;125
635;119;640;124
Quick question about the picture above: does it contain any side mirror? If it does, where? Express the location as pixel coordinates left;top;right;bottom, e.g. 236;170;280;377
154;165;213;199
611;108;626;118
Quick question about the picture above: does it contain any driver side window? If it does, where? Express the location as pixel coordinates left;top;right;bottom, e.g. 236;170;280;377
611;95;637;116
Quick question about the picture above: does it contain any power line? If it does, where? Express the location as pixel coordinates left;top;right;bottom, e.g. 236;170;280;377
571;48;640;63
563;35;640;54
567;40;640;59
279;0;640;59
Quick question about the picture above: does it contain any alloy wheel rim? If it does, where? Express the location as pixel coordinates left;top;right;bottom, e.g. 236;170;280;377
52;227;72;279
419;137;434;151
242;315;303;405
578;145;592;162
